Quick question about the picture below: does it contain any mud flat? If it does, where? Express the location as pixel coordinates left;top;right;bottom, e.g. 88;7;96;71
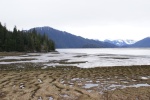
0;63;150;100
0;52;26;56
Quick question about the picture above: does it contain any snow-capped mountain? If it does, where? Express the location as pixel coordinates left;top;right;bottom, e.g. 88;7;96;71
104;39;136;46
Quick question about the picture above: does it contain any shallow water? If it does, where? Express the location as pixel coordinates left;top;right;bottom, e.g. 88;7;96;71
0;48;150;68
84;83;99;88
57;48;150;56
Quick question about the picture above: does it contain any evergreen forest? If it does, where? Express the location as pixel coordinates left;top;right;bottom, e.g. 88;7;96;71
0;23;55;52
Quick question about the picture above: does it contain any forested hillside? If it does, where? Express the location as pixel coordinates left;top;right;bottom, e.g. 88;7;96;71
0;23;55;52
32;27;117;48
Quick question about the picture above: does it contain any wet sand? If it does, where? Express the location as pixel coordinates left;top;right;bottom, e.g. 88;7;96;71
0;63;150;100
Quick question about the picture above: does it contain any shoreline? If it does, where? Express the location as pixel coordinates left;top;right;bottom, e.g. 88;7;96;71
0;51;150;99
1;51;150;68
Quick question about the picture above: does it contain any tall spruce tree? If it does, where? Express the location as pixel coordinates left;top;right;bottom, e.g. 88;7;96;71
0;22;55;52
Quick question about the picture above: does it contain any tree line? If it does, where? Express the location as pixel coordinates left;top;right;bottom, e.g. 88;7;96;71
0;23;55;52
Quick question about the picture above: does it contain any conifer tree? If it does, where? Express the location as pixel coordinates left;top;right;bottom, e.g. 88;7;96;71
0;22;55;52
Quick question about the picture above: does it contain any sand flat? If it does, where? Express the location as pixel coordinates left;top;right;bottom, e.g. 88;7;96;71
0;63;150;100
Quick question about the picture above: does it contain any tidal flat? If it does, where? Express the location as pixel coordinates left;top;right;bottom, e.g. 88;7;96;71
0;50;150;100
0;63;150;100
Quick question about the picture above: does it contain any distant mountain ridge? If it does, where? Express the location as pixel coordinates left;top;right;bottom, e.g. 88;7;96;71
129;37;150;48
104;39;136;46
29;26;117;48
28;26;150;48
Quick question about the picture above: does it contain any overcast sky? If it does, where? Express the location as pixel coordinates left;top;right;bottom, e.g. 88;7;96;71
0;0;150;40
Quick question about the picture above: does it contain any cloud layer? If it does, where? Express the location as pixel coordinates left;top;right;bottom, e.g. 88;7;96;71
0;0;150;40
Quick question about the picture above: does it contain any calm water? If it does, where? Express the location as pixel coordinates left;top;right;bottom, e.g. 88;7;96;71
1;48;150;68
57;48;150;56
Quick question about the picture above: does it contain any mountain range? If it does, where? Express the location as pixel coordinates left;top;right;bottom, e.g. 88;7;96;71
29;27;117;48
104;39;136;46
29;26;150;48
129;37;150;48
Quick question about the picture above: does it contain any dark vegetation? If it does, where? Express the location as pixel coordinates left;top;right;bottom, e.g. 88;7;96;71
0;23;55;52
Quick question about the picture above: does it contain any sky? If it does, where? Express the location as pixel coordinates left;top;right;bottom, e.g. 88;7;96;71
0;0;150;41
